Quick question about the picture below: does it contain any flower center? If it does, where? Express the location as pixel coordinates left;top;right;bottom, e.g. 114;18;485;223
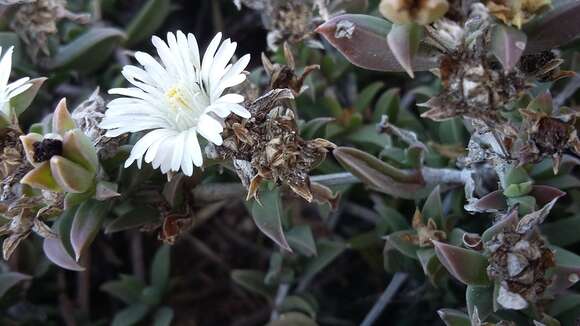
165;85;192;112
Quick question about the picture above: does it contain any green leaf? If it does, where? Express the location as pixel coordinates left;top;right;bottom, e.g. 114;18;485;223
552;245;580;266
437;309;470;326
0;32;22;66
525;0;580;53
315;14;437;72
280;296;318;318
385;230;420;259
151;245;171;293
386;23;424;78
266;312;318;326
302;240;346;280
50;27;126;73
373;88;400;123
354;81;384;112
231;270;276;300
250;189;291;251
11;77;46;117
125;0;171;47
43;207;85;271
70;199;109;261
287;225;317;257
105;206;160;234
466;285;493;321
111;303;149;326
0;272;32;298
422;185;444;227
153;307;174;326
333;146;426;199
433;241;490;286
541;215;580;247
101;275;146;304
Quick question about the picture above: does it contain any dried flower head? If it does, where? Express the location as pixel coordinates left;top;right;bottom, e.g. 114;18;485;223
485;215;555;310
0;196;57;260
71;89;125;159
9;0;90;60
209;88;335;202
0;128;30;202
516;93;580;173
485;0;551;28
379;0;449;25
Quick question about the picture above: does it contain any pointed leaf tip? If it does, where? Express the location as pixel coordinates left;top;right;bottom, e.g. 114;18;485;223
387;23;423;78
433;240;490;286
491;24;527;72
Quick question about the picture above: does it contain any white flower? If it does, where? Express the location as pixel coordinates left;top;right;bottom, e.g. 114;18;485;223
0;46;32;120
100;31;251;176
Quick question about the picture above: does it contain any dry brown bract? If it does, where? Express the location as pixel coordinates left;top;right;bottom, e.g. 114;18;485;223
421;5;527;124
485;0;550;28
0;196;58;260
516;93;580;173
407;209;446;247
0;128;30;202
261;43;319;96
486;225;554;310
9;0;90;60
209;88;335;203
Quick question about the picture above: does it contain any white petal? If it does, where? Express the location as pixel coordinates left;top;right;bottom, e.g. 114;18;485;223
0;47;13;90
188;129;203;167
197;114;223;145
200;33;222;86
170;131;187;172
125;129;174;168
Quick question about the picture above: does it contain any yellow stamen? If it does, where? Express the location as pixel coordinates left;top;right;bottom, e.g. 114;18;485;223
166;86;190;111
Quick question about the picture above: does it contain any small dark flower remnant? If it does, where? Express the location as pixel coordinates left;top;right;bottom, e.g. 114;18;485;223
516;93;580;173
32;138;63;162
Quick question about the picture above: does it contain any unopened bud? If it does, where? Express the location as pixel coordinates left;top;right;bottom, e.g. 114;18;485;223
379;0;449;26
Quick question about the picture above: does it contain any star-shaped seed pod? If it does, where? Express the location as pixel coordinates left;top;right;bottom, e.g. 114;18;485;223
19;98;98;194
516;92;580;173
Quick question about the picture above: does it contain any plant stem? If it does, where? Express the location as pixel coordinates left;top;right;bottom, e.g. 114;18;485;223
360;273;408;326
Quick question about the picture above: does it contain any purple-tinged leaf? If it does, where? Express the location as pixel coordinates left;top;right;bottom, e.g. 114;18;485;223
529;185;566;206
525;0;580;53
250;189;292;252
0;272;32;298
471;190;507;212
70;199;108;261
490;24;527;72
387;23;424;78
437;309;470;326
482;210;519;243
549;265;580;293
43;238;85;271
315;14;437;72
95;181;121;201
333;146;425;199
433;240;490;286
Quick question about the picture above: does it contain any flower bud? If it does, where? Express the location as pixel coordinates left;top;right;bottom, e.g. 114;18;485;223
379;0;449;26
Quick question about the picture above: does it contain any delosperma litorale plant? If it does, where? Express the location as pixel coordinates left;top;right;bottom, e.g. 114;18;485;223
1;0;580;324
